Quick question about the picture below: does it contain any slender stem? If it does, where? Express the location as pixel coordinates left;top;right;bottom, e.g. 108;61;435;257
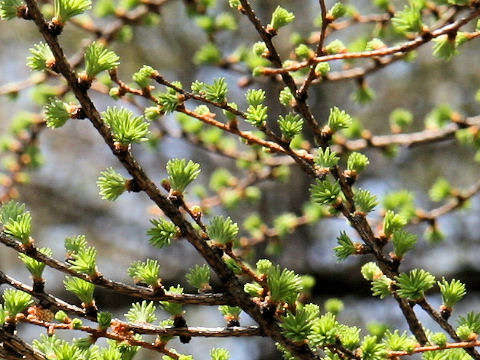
21;1;321;358
1;270;262;338
238;0;323;144
297;0;328;97
262;9;480;75
0;234;235;306
417;299;480;359
0;329;48;360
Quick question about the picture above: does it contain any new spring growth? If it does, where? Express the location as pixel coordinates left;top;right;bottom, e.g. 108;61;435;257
18;247;52;282
389;108;413;133
395;269;435;301
132;65;157;89
218;305;242;327
97;312;112;331
265;265;303;306
64;277;95;307
308;313;343;347
346;152;370;176
68;246;98;279
382;190;416;221
273;213;297;237
279;87;294;107
334;231;357;261
223;102;238;127
437;278;466;315
326;2;347;21
158;91;182;113
456;312;480;341
2;289;33;322
324;298;344;316
0;200;32;245
128;259;162;290
195;13;236;34
0;0;25;20
425;224;445;243
353;188;378;214
429;177;452;202
256;259;273;276
201;78;228;104
278;113;303;141
361;262;383;281
27;43;56;72
52;0;92;27
315;62;330;77
322;107;352;139
157;318;175;344
431;332;448;347
147;218;178;248
144;106;162;121
381;210;407;239
166;158;201;194
325;39;346;54
186;264;212;293
74;336;93;349
391;2;423;34
64;234;87;259
102;107;150;149
209;168;236;191
194;43;221;65
160;285;184;317
384;330;417;353
267;6;295;34
44;99;84;128
295;44;314;60
352;81;376;105
210;348;230;360
207;216;239;246
55;310;70;323
359;336;388;359
246;89;265;106
228;0;240;8
425;104;453;129
79;42;119;85
361;263;393;299
162;350;193;360
310;179;341;207
126;301;156;324
246;105;268;128
97;167;127;201
45;341;85;359
253;42;268;57
314;147;339;175
391;230;417;261
280;304;319;343
366;38;387;52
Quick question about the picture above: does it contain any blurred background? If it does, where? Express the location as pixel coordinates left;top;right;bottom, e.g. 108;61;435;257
1;0;480;359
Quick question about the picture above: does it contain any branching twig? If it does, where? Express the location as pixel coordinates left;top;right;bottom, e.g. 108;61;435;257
21;1;321;358
262;9;480;75
0;233;236;306
0;329;48;360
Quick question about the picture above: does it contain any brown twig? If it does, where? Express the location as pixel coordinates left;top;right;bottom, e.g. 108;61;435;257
389;340;480;358
1;270;262;340
238;0;324;145
262;9;480;75
340;116;480;151
21;1;321;358
0;233;236;306
0;329;48;360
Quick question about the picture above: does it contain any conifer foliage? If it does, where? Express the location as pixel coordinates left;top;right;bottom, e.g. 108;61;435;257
1;0;480;359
